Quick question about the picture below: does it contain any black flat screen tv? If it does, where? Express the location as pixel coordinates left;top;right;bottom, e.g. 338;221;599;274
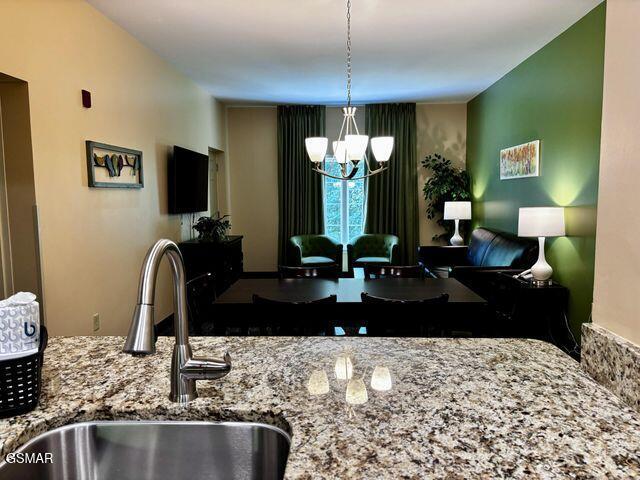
168;146;208;214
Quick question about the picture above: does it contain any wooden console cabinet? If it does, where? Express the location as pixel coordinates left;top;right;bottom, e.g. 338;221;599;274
178;236;243;295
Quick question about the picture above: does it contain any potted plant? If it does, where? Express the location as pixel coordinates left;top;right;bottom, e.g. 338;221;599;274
421;153;471;243
193;214;231;243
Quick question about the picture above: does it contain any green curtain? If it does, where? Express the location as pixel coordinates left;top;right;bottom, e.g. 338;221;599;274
365;103;418;264
277;105;326;265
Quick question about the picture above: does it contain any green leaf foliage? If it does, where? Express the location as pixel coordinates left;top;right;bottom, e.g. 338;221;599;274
193;213;231;243
421;153;471;242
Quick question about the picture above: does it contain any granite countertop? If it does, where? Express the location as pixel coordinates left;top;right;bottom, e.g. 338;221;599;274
1;336;639;478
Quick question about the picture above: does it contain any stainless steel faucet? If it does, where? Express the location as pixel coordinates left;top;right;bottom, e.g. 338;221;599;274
123;239;231;403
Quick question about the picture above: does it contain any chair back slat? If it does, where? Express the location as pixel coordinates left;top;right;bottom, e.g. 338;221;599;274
185;272;217;335
248;294;336;336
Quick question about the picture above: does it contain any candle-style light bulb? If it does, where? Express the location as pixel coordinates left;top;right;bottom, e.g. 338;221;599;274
345;378;368;405
370;366;392;392
335;355;353;380
307;369;330;395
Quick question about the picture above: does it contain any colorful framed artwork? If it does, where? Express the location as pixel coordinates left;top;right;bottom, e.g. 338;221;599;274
499;140;540;180
86;141;143;188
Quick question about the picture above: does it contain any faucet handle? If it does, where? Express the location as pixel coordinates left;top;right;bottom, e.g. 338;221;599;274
181;352;232;380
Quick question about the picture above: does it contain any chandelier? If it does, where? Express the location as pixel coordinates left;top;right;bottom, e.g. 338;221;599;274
304;0;393;180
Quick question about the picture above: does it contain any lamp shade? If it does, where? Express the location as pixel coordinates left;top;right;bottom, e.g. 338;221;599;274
518;207;565;237
305;137;328;163
332;141;348;164
443;201;471;220
371;136;394;162
345;135;369;161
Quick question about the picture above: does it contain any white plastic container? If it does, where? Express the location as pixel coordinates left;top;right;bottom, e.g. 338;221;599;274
0;292;40;360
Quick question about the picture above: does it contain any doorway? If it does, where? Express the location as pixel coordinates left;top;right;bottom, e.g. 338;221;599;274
0;72;43;307
0;103;13;297
209;147;224;218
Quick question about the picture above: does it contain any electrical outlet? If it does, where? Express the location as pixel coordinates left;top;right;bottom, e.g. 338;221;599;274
93;313;100;332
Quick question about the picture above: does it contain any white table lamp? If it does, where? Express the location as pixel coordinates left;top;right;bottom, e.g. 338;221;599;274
443;201;471;246
518;207;565;285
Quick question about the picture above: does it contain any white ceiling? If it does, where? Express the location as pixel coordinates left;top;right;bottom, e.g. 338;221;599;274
88;0;602;104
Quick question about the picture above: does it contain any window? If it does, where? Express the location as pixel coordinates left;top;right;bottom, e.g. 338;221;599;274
323;160;365;244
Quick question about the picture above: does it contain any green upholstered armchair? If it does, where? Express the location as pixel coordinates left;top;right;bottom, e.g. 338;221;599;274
288;235;343;267
347;234;400;272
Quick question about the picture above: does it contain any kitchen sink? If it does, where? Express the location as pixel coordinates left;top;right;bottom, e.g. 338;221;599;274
0;421;291;480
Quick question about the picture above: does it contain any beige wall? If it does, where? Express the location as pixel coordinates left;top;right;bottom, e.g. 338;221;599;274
592;0;640;346
416;103;467;245
0;0;225;335
226;107;278;271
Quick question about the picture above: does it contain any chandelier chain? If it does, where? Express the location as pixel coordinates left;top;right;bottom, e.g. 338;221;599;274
346;0;352;107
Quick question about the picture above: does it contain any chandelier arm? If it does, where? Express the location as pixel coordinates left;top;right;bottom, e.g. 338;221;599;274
332;111;348;166
352;117;360;135
360;152;380;176
347;164;360;180
314;163;356;179
347;166;388;181
344;161;358;178
352;110;357;132
313;164;388;181
312;165;339;178
337;113;347;146
361;153;373;171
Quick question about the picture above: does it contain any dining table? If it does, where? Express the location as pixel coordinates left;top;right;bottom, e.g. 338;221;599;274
216;277;485;304
212;277;488;335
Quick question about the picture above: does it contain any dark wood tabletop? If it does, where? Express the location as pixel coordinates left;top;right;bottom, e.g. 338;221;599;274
216;277;486;304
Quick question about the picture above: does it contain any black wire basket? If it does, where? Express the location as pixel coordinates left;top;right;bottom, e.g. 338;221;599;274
0;326;48;418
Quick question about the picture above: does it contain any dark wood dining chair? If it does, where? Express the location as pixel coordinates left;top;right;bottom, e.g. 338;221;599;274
185;272;219;336
247;294;337;336
360;292;449;337
157;275;216;337
278;265;340;279
363;265;425;279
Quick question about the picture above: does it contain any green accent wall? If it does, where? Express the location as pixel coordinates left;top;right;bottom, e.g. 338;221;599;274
466;3;606;339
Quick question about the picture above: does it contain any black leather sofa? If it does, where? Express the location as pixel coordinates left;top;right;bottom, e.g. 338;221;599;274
418;228;538;297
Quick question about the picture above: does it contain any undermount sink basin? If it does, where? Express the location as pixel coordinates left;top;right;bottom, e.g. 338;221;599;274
0;421;291;480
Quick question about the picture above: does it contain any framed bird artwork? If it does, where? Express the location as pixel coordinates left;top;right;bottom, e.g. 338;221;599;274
86;141;143;188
